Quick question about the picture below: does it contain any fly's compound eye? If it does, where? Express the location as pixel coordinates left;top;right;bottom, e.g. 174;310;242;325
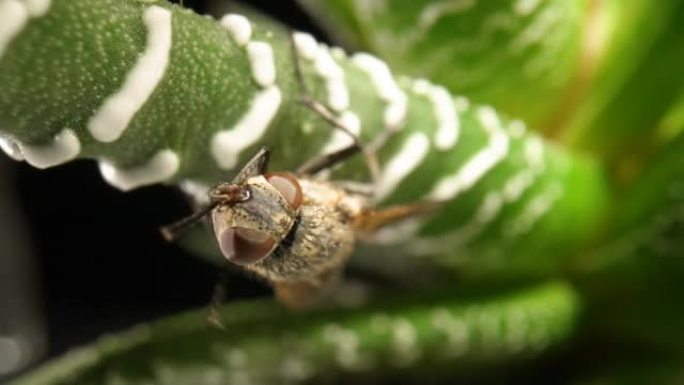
265;172;303;210
218;227;276;265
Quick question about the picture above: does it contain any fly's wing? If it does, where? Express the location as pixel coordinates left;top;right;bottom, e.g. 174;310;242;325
232;147;271;184
176;147;271;208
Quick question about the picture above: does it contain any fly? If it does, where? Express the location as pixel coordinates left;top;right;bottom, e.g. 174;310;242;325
160;35;436;309
161;146;435;309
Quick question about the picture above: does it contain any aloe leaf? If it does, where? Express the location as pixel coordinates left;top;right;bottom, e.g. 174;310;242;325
563;0;684;165
576;132;684;351
11;281;579;385
296;0;684;169
0;0;609;278
582;131;684;278
296;0;586;128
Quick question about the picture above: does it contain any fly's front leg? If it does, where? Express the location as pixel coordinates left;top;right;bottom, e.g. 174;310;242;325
296;142;360;176
289;32;381;183
231;146;270;183
295;94;384;184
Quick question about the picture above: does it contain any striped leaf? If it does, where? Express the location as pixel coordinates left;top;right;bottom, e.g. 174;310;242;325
0;0;609;279
12;281;579;385
295;0;586;128
563;0;684;164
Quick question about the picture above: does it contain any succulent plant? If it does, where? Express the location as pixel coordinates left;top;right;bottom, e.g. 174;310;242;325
2;0;683;383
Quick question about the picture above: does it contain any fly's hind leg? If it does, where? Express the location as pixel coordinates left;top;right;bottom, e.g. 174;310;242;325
355;201;442;233
207;270;228;329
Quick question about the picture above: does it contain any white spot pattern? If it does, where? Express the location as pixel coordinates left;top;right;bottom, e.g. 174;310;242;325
179;179;211;204
247;41;276;87
432;308;469;356
323;324;365;370
513;0;541;16
375;132;430;202
17;128;80;169
292;31;361;162
279;356;313;382
427;106;509;201
412;130;545;251
99;149;179;191
220;14;252;47
0;134;24;161
351;53;408;128
511;1;559;52
0;1;29;60
392;318;419;365
413;79;460;150
313;46;349;112
319;111;361;155
503;182;563;237
23;0;51;17
292;32;318;60
212;86;282;169
88;6;172;142
0;0;52;59
418;0;476;29
213;14;282;171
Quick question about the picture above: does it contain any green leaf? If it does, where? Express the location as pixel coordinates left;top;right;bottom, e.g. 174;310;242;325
0;0;610;278
575;133;684;351
12;281;580;385
563;0;684;165
581;131;684;278
296;0;586;128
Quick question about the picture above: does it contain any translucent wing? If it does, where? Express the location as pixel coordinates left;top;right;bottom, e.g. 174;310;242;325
232;147;271;184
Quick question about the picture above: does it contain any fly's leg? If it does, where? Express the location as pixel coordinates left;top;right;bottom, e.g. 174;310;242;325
289;33;382;183
229;146;270;184
295;143;360;176
207;271;228;329
355;202;442;233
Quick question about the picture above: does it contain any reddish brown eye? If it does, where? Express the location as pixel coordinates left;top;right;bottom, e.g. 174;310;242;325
218;227;275;265
265;172;303;209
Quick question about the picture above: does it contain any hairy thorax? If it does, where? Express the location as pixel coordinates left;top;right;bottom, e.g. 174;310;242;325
247;179;367;285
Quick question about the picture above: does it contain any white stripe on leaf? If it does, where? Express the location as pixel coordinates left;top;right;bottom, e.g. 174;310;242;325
87;6;172;142
220;14;252;47
99;149;179;191
212;86;282;169
19;128;80;169
427;106;509;201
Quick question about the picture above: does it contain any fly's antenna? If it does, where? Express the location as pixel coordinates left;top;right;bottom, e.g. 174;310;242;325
161;183;251;242
160;201;219;242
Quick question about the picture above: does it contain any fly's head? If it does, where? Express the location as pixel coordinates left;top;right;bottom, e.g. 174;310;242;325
210;172;303;266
